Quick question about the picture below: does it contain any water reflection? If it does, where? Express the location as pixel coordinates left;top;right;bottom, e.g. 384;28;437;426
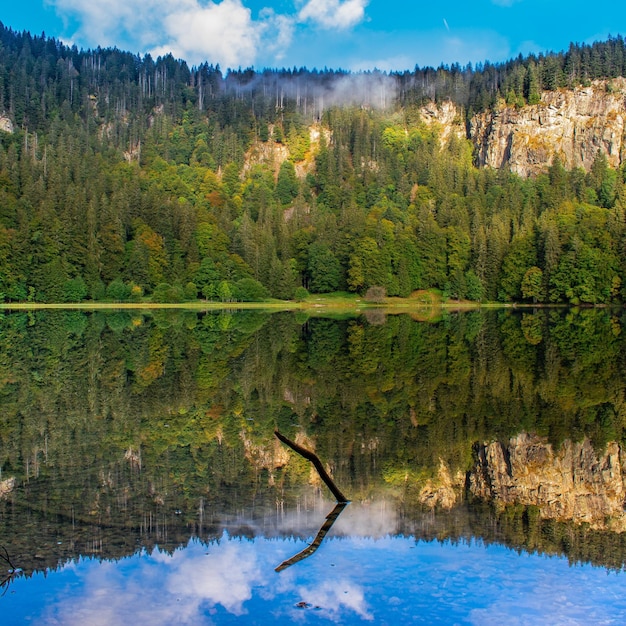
4;516;626;625
2;308;626;622
275;501;349;572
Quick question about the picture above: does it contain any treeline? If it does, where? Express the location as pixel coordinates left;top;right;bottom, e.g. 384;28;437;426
1;24;626;304
403;35;626;113
3;24;626;129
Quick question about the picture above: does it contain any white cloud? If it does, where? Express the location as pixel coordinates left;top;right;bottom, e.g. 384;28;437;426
167;539;263;615
27;524;626;625
50;0;367;69
298;0;368;30
52;0;170;49
45;537;265;624
258;9;296;63
153;0;261;68
295;579;374;621
51;0;285;68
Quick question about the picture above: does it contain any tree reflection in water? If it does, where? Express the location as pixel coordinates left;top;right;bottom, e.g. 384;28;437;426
2;307;626;619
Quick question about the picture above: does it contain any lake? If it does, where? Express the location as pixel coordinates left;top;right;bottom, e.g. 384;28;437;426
1;307;626;624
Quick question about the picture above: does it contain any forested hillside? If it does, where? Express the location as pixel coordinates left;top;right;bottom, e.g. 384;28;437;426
1;23;626;304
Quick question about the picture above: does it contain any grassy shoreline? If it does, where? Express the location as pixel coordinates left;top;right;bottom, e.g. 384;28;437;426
3;288;579;313
0;296;514;312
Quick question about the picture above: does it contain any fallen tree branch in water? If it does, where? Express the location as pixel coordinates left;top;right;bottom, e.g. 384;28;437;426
274;430;349;503
0;545;21;597
275;502;348;572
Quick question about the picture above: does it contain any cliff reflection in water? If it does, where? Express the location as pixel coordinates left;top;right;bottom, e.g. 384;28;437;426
2;306;626;582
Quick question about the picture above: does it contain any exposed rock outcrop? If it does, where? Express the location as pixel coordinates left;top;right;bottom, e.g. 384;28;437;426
470;79;626;176
418;459;465;509
0;476;15;498
418;101;466;147
470;433;626;531
242;124;323;180
242;134;290;179
0;114;13;134
241;432;291;473
241;83;626;180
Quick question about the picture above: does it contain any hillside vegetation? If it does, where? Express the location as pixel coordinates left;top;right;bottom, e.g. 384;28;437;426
1;24;626;304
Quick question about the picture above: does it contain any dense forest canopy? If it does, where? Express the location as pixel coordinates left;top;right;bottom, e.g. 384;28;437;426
1;23;626;304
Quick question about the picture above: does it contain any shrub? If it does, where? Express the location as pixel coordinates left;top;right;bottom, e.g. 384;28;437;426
294;286;309;302
234;278;270;302
364;285;387;303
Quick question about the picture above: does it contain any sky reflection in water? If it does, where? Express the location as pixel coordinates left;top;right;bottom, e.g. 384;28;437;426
4;504;626;625
4;310;626;624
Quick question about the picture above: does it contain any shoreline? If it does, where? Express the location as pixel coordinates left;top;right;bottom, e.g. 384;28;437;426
0;300;569;312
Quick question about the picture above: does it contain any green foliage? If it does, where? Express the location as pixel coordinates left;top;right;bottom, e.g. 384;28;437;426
499;233;538;301
464;270;484;301
106;279;131;302
308;243;342;293
152;282;185;303
294;286;309;301
0;26;626;304
286;124;310;161
234;278;270;301
276;161;299;206
218;280;234;302
521;266;545;303
184;281;198;301
62;277;88;303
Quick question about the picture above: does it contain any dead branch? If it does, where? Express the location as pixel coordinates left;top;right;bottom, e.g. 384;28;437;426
274;430;349;503
275;502;348;572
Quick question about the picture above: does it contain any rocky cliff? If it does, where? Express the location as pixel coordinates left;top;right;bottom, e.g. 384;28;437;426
242;124;324;180
419;79;626;177
469;79;626;176
469;433;626;531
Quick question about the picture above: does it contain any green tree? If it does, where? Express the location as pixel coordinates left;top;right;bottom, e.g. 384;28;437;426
465;270;484;301
218;280;233;302
276;161;299;206
194;257;220;299
308;242;342;293
62;276;89;302
521;266;545;303
499;233;538;301
234;278;270;301
106;279;131;302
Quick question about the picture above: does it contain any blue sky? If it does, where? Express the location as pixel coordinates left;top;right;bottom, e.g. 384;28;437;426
2;1;626;71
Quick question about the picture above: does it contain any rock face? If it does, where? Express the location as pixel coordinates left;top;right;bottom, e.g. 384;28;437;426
470;433;626;530
0;476;15;498
418;459;465;509
469;79;626;176
242;133;290;179
419;101;466;147
0;114;13;134
242;124;323;180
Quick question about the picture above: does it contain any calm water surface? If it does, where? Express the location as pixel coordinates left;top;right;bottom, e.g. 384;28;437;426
1;308;626;624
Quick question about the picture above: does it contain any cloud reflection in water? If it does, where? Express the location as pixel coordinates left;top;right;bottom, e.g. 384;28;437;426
4;502;626;624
